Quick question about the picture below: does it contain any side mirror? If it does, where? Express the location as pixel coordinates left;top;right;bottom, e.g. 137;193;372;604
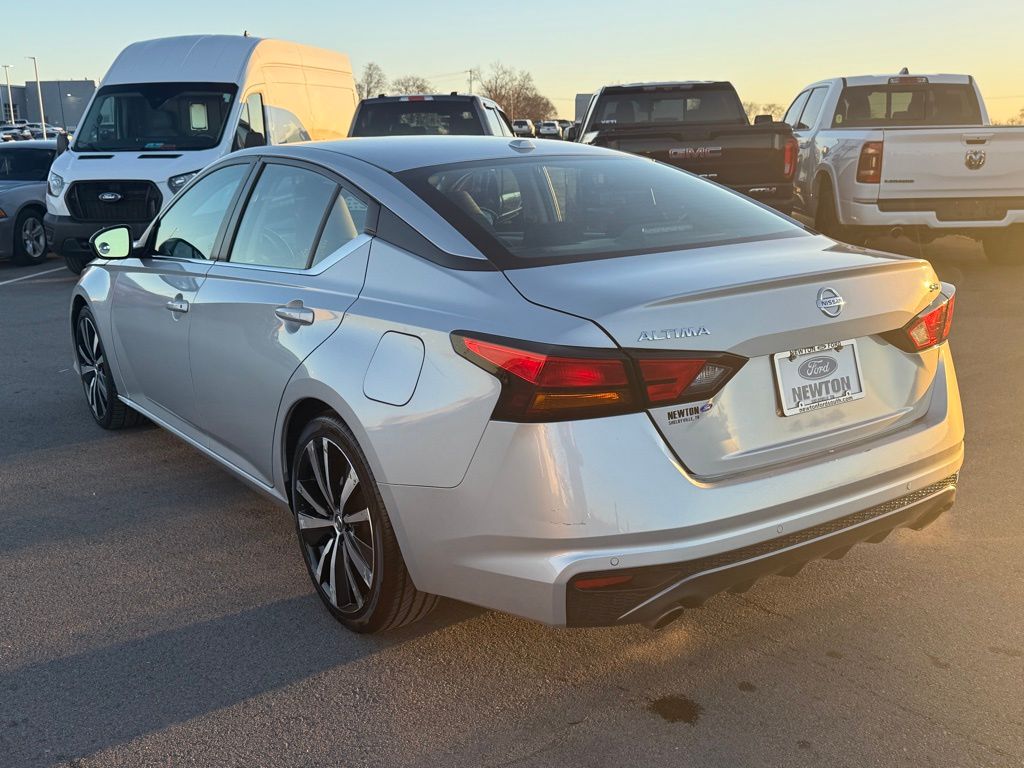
56;133;69;155
90;226;132;260
564;125;578;142
754;114;774;125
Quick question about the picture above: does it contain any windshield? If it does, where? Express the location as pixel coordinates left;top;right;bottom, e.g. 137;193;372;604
351;100;483;137
0;148;54;181
834;84;982;127
73;82;237;151
592;87;746;128
399;155;805;268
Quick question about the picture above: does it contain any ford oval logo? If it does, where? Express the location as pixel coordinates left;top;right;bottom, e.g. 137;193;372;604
798;356;838;380
98;192;122;203
816;287;845;318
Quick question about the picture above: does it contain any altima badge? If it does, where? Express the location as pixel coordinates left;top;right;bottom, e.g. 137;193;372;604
637;327;710;342
816;287;844;318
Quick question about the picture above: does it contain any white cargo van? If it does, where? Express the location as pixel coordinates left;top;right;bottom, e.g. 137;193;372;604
46;35;357;273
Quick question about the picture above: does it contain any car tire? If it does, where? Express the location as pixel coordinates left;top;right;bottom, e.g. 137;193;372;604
814;182;864;245
983;229;1024;265
291;415;438;633
64;253;93;275
12;208;48;266
74;307;140;430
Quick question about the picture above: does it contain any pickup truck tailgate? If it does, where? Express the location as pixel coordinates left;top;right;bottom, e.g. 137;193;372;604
879;128;1024;199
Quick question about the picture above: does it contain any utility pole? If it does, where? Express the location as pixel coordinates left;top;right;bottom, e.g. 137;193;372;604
1;65;13;123
26;56;46;138
468;69;474;95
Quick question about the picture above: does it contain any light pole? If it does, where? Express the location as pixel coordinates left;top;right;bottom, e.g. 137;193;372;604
26;56;46;139
1;65;13;123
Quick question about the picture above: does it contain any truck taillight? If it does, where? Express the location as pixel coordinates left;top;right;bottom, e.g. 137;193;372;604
782;137;798;180
452;333;746;422
856;141;884;184
883;292;956;352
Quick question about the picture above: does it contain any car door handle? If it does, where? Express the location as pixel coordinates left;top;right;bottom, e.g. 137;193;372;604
275;305;315;326
166;297;189;314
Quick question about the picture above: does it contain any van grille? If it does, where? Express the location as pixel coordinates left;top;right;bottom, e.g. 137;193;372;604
66;180;162;223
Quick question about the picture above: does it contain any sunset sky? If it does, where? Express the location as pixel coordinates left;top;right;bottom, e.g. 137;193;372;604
5;0;1023;122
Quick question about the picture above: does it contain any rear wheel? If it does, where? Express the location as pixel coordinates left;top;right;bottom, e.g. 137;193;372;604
12;208;48;265
75;307;139;429
983;228;1024;265
291;415;437;633
815;182;864;246
64;252;93;275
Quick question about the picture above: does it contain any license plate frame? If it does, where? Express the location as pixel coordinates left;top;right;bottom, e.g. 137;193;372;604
772;340;866;417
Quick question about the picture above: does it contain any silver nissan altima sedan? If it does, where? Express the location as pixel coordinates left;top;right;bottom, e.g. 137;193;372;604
70;136;964;633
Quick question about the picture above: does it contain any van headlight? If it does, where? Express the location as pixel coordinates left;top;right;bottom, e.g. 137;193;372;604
167;171;199;194
48;171;64;197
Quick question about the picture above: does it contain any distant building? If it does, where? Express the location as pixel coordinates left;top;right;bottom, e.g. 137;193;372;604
1;85;27;123
23;80;96;129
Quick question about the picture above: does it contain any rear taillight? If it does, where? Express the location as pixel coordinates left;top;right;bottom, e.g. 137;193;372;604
782;137;798;180
452;332;745;422
856;141;884;184
883;292;956;352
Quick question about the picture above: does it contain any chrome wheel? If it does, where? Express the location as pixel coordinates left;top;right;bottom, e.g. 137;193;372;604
21;216;46;259
76;314;109;421
294;436;375;614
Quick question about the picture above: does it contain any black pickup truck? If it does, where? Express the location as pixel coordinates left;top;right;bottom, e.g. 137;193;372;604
573;82;797;214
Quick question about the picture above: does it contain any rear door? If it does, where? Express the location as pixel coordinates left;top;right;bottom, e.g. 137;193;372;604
189;159;376;486
878;128;1024;199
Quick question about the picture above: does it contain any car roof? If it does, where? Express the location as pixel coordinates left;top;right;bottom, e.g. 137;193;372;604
0;139;57;149
239;136;616;173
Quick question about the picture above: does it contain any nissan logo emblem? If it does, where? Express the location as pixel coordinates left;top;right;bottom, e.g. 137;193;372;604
98;192;122;203
816;287;845;318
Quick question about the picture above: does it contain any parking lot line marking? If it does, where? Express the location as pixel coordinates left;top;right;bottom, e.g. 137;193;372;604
0;267;67;287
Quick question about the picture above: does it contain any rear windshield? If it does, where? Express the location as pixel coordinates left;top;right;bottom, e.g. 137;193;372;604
0;148;54;181
591;86;746;128
351;100;484;137
398;155;805;268
834;84;982;127
74;82;237;152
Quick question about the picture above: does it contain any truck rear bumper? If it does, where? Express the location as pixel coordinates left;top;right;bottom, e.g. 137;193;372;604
844;198;1024;231
730;183;795;214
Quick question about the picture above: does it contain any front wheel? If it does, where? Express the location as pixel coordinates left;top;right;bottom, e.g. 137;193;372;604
983;229;1024;265
75;307;139;429
291;415;437;633
13;209;48;265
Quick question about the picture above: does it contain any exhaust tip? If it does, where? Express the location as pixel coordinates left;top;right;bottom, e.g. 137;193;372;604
649;606;686;630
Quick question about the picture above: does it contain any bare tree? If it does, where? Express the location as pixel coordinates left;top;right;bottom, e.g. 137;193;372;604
390;75;433;95
356;62;388;100
743;101;786;122
476;63;556;119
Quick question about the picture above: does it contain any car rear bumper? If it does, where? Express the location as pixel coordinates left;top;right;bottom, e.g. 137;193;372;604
381;344;965;626
44;213;149;258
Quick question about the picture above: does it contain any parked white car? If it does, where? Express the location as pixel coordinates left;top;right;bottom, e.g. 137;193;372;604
511;119;535;137
536;120;562;139
46;34;358;274
784;72;1024;263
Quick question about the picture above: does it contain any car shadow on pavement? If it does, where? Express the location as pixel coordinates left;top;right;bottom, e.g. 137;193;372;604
0;594;483;767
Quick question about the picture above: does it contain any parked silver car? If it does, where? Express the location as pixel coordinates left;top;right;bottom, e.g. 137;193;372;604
70;137;964;633
0;140;56;265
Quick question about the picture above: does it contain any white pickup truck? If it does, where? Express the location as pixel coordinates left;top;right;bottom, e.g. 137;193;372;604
784;72;1024;263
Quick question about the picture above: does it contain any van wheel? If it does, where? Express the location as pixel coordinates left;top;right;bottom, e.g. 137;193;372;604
64;253;93;275
12;208;48;265
983;229;1024;265
291;415;437;633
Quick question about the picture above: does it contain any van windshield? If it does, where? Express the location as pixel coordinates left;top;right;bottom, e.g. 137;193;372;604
73;82;238;152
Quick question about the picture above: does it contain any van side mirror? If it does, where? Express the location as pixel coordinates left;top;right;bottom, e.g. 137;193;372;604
754;114;774;125
90;226;132;260
56;133;69;155
564;125;578;142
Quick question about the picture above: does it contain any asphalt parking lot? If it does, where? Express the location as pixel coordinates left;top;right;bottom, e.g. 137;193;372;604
1;240;1022;768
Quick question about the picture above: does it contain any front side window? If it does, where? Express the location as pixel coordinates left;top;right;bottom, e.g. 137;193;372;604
400;155;805;269
796;87;828;130
230;164;338;269
833;84;982;127
154;164;248;260
784;91;811;127
0;148;54;180
74;82;237;152
234;93;267;150
351;100;485;137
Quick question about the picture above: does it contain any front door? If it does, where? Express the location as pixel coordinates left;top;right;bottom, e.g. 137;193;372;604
108;162;251;433
189;161;376;486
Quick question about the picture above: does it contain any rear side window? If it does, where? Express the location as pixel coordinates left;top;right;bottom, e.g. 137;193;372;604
311;189;370;267
230;164;337;269
833;84;982;127
399;155;805;269
154;164;248;260
351;100;484;137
